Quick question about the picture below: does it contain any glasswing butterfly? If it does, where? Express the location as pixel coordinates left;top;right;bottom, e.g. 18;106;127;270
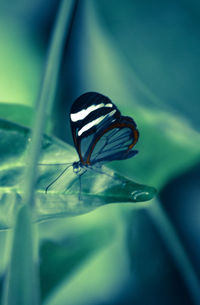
42;92;139;197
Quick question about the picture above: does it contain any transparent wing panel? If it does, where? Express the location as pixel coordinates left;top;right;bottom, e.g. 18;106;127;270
90;127;134;163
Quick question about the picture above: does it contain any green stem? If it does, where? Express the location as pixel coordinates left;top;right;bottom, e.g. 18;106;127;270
24;0;76;207
148;200;200;305
2;205;40;305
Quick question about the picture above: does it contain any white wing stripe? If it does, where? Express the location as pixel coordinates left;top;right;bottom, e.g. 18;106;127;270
78;109;116;136
70;103;113;122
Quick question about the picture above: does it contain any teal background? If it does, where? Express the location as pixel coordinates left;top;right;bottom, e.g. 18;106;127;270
0;1;200;304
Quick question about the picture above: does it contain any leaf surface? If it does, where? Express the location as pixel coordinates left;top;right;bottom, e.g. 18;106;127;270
0;119;156;229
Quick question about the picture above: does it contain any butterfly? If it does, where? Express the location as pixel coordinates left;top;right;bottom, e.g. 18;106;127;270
43;92;139;195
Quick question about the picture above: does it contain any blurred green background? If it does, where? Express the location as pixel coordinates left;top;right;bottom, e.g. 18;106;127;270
0;0;200;304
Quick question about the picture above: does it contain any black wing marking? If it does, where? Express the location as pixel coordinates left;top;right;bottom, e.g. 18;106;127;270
70;92;120;163
70;92;139;165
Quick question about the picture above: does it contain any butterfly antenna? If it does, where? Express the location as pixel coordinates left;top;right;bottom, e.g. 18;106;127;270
45;164;72;193
38;162;73;166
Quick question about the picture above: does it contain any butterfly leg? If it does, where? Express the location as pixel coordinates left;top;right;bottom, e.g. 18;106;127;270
78;171;86;201
45;164;72;193
78;174;82;200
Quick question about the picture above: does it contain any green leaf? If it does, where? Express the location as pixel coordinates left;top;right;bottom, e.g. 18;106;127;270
0;119;156;230
41;208;131;305
0;104;34;127
40;225;114;301
0;103;53;132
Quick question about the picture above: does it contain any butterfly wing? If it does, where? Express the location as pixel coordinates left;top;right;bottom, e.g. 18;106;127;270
70;92;139;165
87;116;139;164
70;92;120;163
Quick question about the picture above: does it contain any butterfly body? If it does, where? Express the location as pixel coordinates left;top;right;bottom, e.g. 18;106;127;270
72;161;87;175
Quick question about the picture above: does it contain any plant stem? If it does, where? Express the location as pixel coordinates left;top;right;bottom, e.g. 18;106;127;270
24;0;76;207
2;205;40;305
